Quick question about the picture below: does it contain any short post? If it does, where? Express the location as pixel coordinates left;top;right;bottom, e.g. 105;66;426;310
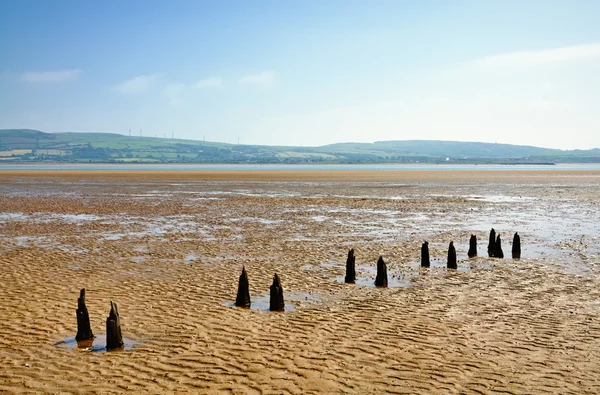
269;274;285;311
75;288;94;342
468;234;477;258
374;256;388;287
495;235;504;259
235;266;251;307
487;228;496;257
106;301;124;350
421;241;430;267
344;249;356;283
512;232;521;259
447;241;457;269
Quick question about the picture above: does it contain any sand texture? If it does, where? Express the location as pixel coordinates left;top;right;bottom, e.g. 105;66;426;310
1;170;600;394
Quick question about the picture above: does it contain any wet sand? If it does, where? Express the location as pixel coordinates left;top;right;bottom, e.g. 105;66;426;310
1;170;600;393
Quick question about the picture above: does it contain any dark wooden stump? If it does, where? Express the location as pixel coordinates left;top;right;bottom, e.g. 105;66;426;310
487;228;496;257
106;301;124;350
447;241;457;269
75;288;94;342
235;266;251;307
269;274;285;311
344;249;356;283
495;235;504;259
468;234;477;258
512;232;521;259
374;256;388;287
421;241;430;268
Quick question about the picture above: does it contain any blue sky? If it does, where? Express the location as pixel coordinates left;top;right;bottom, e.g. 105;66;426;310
1;0;599;149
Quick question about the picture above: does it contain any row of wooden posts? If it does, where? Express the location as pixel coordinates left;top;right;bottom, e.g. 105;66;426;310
75;289;124;350
76;229;520;337
346;229;521;285
234;229;522;309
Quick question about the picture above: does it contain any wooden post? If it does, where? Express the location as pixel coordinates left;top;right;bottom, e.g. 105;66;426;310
447;241;457;269
269;274;285;311
495;235;504;259
468;234;477;258
421;241;430;267
487;228;496;257
235;266;251;307
75;288;94;342
512;232;521;259
344;249;356;283
106;301;124;350
374;256;388;287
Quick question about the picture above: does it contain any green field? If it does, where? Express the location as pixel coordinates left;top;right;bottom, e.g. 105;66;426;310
1;129;599;164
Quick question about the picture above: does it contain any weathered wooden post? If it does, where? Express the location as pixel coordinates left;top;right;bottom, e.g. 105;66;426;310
75;288;94;342
344;249;356;283
468;234;477;258
487;228;496;257
269;274;285;311
106;301;124;350
374;256;388;287
495;235;504;259
512;232;521;259
447;241;457;269
421;241;430;267
235;266;251;307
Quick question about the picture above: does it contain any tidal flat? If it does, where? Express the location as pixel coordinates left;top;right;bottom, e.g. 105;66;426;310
1;169;600;393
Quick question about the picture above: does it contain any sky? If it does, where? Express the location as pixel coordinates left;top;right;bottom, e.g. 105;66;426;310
1;0;600;149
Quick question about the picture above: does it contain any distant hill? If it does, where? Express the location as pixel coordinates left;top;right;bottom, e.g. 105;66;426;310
1;129;599;164
318;140;560;158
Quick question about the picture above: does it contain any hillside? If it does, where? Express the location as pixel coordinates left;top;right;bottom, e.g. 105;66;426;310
1;129;599;164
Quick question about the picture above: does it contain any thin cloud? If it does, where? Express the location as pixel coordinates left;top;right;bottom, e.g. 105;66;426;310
112;74;159;95
239;71;275;86
162;83;186;106
470;43;600;69
20;69;82;83
195;76;222;88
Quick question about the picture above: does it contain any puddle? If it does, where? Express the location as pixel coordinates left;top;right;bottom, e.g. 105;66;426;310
466;195;538;203
224;297;295;312
335;264;413;288
228;217;282;225
0;212;105;224
0;212;29;222
133;245;148;253
335;257;497;287
406;258;493;272
54;334;140;352
184;254;199;264
224;291;331;312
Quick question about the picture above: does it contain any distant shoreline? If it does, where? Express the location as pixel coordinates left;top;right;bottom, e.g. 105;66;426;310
2;167;600;183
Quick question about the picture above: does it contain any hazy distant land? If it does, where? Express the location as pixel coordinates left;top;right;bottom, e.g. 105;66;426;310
1;129;599;164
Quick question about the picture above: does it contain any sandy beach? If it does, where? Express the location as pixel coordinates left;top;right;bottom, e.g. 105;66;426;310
1;169;600;394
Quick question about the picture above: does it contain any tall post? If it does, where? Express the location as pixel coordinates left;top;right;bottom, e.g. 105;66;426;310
269;274;285;311
75;288;94;342
512;232;521;259
488;228;496;257
447;241;457;269
374;256;388;287
421;241;430;267
235;266;251;307
495;235;504;259
344;249;356;283
106;301;124;350
468;234;477;258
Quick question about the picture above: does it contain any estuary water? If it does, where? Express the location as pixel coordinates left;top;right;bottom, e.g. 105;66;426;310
1;163;600;171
